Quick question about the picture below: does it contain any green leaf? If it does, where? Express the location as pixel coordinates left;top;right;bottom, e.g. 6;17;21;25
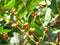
28;14;34;24
14;0;22;10
0;0;5;7
0;27;11;34
50;0;57;12
5;0;15;9
30;23;43;36
29;0;43;10
5;0;11;4
18;6;27;19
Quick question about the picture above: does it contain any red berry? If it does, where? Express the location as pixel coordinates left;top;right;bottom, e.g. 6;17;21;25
24;23;29;30
32;13;35;17
29;28;35;35
3;33;8;39
36;42;40;45
45;29;49;33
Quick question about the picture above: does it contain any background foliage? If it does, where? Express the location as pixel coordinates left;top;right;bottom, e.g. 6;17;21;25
0;0;60;45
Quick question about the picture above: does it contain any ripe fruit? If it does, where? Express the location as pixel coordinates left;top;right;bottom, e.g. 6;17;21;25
36;42;40;45
45;29;49;33
32;12;38;17
24;23;29;30
29;28;35;35
11;23;18;28
32;13;35;17
3;33;8;39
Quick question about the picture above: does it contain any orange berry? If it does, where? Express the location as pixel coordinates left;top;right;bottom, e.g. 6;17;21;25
3;33;8;39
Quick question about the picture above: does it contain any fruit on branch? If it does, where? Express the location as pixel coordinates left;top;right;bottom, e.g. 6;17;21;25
3;32;8;39
11;23;18;28
9;9;16;13
32;13;35;17
24;23;29;30
44;29;51;38
45;29;49;33
29;28;35;36
32;12;38;17
36;42;40;45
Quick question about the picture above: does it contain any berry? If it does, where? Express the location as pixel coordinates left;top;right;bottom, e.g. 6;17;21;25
24;23;29;30
45;29;49;33
11;23;18;28
32;12;38;17
36;42;40;45
32;13;35;17
29;28;35;35
3;33;8;39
